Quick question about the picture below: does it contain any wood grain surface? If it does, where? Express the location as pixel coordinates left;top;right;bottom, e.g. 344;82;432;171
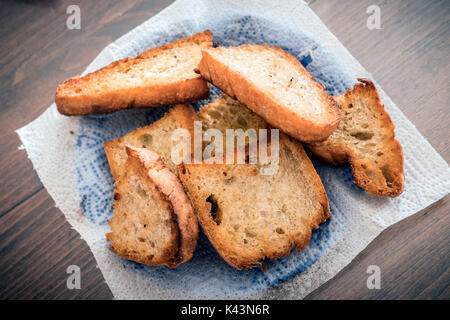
0;0;448;300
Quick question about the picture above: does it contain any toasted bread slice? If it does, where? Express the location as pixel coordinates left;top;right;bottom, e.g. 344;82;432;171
178;135;330;270
197;45;341;142
106;146;198;267
104;104;197;182
180;96;330;270
56;30;213;115
308;79;404;197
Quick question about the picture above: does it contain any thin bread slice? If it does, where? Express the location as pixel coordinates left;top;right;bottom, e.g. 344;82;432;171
178;135;330;270
308;79;404;197
197;44;341;142
56;30;213;115
106;146;198;267
180;96;330;269
104;104;197;182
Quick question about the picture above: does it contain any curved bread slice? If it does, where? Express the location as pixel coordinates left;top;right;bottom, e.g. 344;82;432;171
106;146;198;267
178;136;330;270
197;45;341;142
104;104;197;182
308;79;404;197
56;30;213;115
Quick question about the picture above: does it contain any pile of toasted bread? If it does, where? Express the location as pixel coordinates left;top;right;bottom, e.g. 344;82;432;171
55;30;404;270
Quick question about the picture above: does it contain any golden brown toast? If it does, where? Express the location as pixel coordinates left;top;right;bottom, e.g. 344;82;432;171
56;30;213;115
197;45;341;142
107;146;198;267
178;96;330;270
308;79;404;197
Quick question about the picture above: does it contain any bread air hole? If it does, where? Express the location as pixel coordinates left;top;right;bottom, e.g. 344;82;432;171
350;131;374;141
140;134;153;147
137;185;147;197
206;195;222;225
244;229;257;238
381;165;394;187
236;116;247;127
208;111;221;119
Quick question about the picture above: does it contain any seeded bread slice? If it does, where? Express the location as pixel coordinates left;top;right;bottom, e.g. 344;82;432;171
104;104;197;182
56;30;213;115
197;45;341;142
106;146;198;267
178;134;330;270
308;79;404;197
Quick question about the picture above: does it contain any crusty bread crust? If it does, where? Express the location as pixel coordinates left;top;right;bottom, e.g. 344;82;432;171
56;30;213;115
125;146;198;267
308;79;404;197
106;148;179;266
104;104;197;181
197;45;341;142
178;134;330;270
106;146;198;267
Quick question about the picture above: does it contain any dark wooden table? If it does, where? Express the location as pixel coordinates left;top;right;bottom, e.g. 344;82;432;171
0;0;448;300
